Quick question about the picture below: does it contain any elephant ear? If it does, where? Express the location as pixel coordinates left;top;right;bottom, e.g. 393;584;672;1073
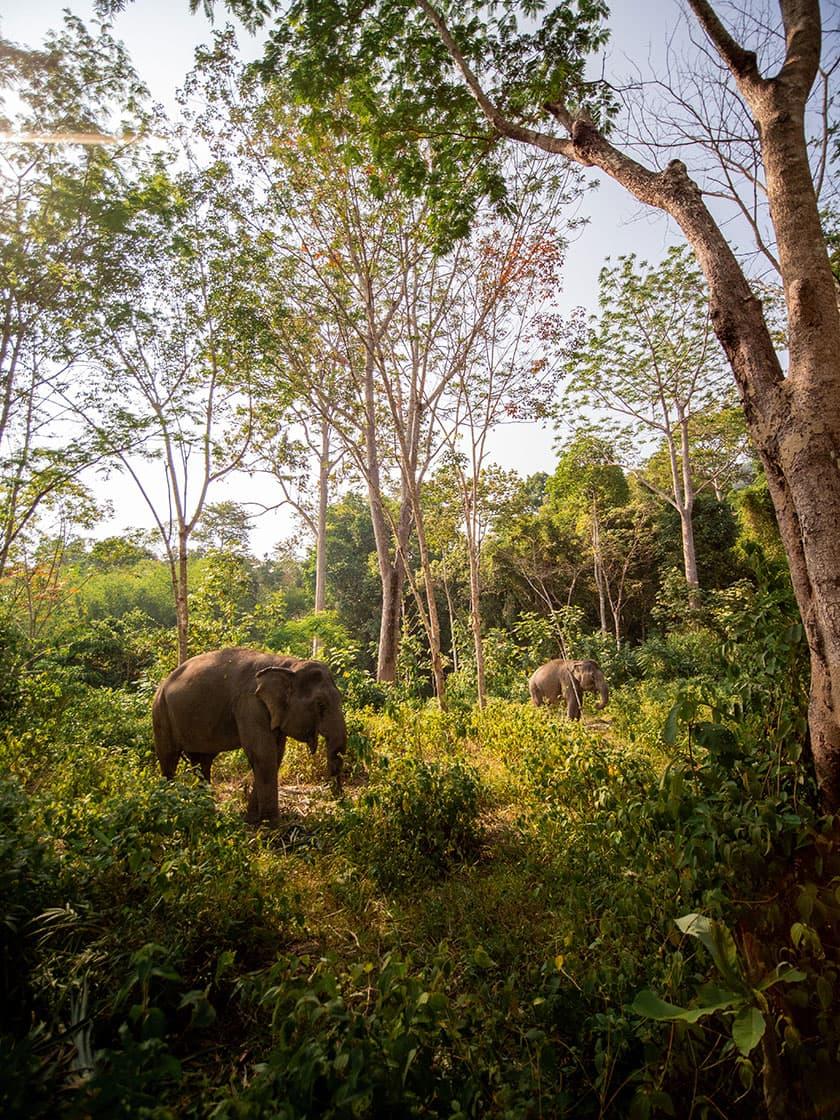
255;665;296;730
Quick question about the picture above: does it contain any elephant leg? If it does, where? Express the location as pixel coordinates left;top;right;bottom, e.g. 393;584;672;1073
246;776;260;821
242;739;280;825
153;696;180;777
157;747;180;778
185;752;214;781
565;685;582;720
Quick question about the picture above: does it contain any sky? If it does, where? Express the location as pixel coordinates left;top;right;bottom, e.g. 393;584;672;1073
1;0;683;556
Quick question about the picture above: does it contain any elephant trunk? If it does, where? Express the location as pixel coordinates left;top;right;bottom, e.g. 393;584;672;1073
596;673;609;710
323;711;347;794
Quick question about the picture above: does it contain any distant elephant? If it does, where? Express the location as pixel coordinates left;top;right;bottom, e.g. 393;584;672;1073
152;648;346;823
528;658;609;720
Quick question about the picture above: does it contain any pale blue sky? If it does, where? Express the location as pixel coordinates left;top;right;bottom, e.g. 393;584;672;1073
2;1;683;553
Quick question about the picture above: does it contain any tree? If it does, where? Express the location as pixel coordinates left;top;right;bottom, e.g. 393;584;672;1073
322;493;382;668
431;160;571;703
566;248;733;589
484;471;584;627
224;0;840;809
254;405;348;656
547;432;631;639
0;16;149;577
78;162;267;663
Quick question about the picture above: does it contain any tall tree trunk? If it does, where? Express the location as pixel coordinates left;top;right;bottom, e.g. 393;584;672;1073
442;568;459;673
377;559;404;682
591;501;609;631
678;506;699;589
362;346;409;683
175;529;189;665
464;529;487;706
312;423;330;658
368;484;409;683
411;493;447;703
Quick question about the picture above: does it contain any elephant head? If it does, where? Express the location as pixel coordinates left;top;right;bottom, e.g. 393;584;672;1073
570;659;609;710
255;659;347;791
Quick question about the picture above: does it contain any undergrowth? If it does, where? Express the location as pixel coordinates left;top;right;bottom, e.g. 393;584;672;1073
2;577;838;1118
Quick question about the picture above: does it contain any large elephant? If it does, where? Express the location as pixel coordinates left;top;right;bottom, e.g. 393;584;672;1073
528;658;609;720
152;648;346;823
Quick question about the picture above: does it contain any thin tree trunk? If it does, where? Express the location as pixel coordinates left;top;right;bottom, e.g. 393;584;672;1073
679;507;699;589
466;537;486;707
377;560;404;682
591;501;609;631
362;345;408;683
175;529;189;665
441;565;459;673
412;493;447;702
312;423;330;657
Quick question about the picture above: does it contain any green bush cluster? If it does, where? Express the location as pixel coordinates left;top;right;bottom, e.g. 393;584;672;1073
338;756;484;888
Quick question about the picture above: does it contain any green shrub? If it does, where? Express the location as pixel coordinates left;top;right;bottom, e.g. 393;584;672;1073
339;757;484;888
514;726;654;823
0;778;57;1032
214;948;537;1120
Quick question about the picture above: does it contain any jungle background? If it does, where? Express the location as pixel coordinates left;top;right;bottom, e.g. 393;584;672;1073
2;3;840;1118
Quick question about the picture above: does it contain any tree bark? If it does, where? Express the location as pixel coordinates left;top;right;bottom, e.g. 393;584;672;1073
377;555;405;682
467;535;487;707
407;481;447;702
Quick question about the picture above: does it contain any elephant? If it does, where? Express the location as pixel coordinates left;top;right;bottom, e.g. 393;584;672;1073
528;658;609;720
152;648;347;823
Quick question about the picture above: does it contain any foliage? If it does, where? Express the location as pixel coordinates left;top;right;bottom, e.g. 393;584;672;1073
338;756;484;889
0;14;151;578
247;0;612;250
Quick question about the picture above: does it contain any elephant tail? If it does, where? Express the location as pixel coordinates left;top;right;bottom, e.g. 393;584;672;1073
152;687;180;777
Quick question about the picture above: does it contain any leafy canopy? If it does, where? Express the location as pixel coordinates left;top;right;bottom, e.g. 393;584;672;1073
146;0;614;245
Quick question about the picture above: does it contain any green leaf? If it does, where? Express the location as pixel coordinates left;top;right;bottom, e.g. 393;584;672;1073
731;1006;765;1056
676;914;744;990
817;975;833;1009
756;964;807;991
693;721;739;758
663;704;679;746
214;949;236;984
472;945;495;970
631;988;738;1023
